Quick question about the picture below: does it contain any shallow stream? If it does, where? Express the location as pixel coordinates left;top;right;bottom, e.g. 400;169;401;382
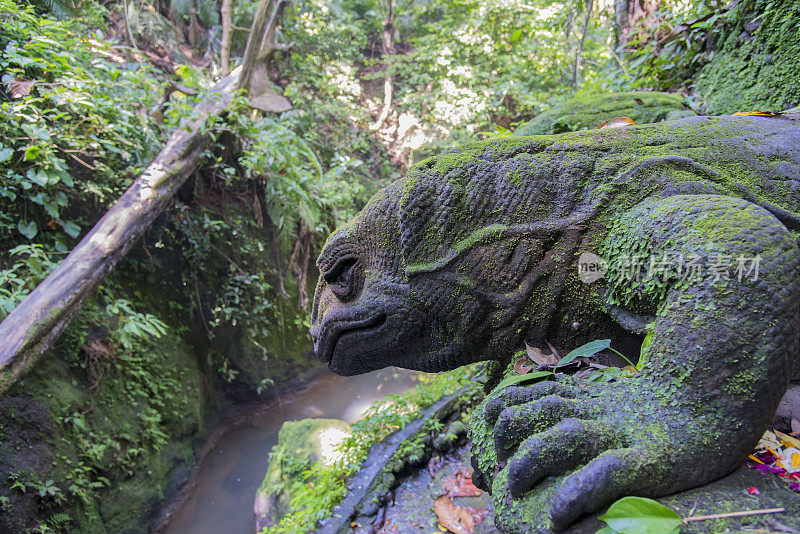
159;368;419;534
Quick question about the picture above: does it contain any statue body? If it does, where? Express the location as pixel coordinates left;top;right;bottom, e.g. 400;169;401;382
311;114;800;531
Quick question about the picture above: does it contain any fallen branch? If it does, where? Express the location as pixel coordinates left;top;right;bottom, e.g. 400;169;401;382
684;507;785;522
0;0;289;395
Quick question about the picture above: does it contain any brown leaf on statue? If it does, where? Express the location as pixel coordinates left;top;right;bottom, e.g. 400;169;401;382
733;110;782;117
513;357;533;374
598;116;637;129
525;342;556;366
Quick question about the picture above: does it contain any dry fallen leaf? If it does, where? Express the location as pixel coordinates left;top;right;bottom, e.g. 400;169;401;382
434;496;488;534
622;365;638;374
441;469;482;498
428;455;443;477
598;116;637;129
7;79;35;98
513;357;533;374
546;341;560;360
526;342;557;366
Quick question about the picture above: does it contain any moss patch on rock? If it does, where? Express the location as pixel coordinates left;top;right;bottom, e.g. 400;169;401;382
255;418;350;531
513;92;689;136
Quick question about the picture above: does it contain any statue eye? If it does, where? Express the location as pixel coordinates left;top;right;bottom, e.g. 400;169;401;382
323;255;360;301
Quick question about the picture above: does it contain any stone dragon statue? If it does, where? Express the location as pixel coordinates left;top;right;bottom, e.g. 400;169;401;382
310;114;800;531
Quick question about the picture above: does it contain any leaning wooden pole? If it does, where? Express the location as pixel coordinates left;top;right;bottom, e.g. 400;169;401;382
0;0;281;395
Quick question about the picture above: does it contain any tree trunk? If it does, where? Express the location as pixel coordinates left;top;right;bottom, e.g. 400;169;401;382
221;0;233;75
0;0;284;396
238;0;280;93
370;0;395;131
573;0;594;89
123;0;139;51
615;0;659;52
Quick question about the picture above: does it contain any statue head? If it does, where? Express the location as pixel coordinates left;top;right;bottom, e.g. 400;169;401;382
311;142;564;375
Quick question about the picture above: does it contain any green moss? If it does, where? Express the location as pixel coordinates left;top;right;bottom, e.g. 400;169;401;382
256;418;349;524
514;92;689;136
696;0;800;114
0;324;214;534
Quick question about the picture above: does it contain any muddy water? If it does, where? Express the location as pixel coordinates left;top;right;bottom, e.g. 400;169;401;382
160;368;419;534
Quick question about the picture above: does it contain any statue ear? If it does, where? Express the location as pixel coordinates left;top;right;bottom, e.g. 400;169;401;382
399;166;525;283
400;164;473;275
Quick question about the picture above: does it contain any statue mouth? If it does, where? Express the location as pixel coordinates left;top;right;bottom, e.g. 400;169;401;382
314;311;387;369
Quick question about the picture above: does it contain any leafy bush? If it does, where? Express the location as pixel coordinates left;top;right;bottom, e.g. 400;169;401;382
0;0;165;255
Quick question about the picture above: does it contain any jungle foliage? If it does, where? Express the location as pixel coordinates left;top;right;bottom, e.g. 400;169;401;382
0;0;797;531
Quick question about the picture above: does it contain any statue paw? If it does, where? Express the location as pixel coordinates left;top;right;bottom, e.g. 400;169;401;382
476;377;721;531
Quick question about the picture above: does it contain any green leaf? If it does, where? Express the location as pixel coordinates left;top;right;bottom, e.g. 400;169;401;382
60;220;80;238
21;124;50;141
492;371;554;393
510;29;524;42
44;202;60;218
598;497;682;534
23;145;40;162
17;220;37;239
0;147;13;163
556;339;612;367
639;326;655;369
596;528;619;534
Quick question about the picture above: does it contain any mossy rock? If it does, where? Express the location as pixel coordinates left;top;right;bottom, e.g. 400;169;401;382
514;92;690;136
489;465;800;533
254;418;350;531
695;0;800;115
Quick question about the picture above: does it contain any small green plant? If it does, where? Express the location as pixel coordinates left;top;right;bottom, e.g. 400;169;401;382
8;472;26;493
556;339;638;369
33;479;63;503
103;293;168;350
492;371;554;393
0;244;58;319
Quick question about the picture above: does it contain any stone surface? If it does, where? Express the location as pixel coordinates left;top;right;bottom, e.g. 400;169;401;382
368;444;498;534
514;91;689;136
494;464;800;533
310;113;800;531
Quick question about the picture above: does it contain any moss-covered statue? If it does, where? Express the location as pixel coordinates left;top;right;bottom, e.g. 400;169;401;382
310;113;800;531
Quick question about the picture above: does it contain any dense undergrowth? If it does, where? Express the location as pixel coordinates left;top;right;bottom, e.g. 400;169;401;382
0;0;797;531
